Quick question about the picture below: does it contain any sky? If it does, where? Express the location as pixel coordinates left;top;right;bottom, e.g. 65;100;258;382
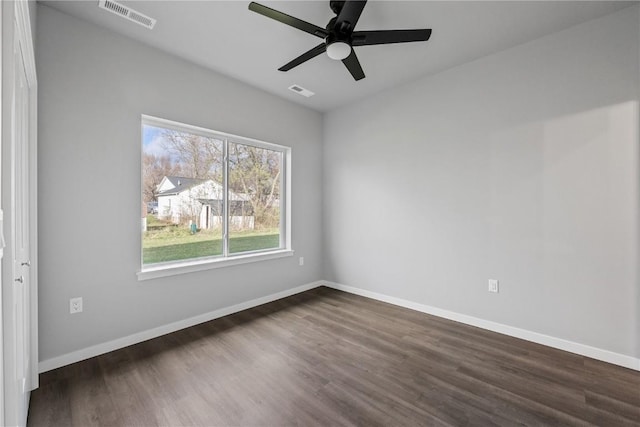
142;124;167;157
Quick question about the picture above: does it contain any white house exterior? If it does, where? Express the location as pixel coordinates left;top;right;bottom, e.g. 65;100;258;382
156;176;254;230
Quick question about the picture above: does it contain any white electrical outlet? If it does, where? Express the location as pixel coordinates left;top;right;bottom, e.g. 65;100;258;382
299;257;304;266
488;279;499;293
70;297;83;314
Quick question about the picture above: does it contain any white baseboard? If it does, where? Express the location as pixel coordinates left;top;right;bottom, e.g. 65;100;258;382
322;281;640;372
38;281;324;373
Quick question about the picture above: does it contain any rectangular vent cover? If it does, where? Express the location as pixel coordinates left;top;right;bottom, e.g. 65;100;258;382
98;0;156;29
288;84;315;98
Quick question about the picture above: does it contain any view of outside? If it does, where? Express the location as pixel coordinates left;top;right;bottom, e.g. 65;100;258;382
142;120;283;266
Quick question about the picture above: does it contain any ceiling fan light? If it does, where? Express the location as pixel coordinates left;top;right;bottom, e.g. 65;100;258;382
326;42;351;60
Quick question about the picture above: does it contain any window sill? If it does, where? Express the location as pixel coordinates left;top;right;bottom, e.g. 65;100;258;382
137;249;294;281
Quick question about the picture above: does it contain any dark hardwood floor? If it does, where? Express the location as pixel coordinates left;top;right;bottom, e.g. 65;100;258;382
28;287;640;426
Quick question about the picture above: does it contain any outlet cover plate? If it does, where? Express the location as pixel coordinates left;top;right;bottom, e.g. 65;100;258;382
70;297;83;314
488;279;499;293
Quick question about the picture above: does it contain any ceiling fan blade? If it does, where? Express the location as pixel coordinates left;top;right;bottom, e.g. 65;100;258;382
352;29;432;46
335;0;367;33
279;43;327;72
342;49;365;81
249;2;328;39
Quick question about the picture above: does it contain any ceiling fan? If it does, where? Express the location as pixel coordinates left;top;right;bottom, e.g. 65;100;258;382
248;0;432;81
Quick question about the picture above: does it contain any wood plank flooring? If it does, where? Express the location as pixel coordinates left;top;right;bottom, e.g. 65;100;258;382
28;287;640;426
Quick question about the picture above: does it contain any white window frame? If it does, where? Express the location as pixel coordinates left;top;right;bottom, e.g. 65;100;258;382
138;115;292;281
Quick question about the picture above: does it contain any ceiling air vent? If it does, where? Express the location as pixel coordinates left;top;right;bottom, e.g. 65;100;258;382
288;84;314;98
98;0;156;30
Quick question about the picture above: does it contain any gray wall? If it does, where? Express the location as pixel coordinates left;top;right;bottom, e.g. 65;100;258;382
37;5;323;362
324;6;639;358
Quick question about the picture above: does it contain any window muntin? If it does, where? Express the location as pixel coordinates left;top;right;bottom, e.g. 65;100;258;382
141;116;289;270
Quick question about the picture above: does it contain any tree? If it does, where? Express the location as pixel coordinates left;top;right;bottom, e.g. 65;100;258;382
160;130;222;180
228;143;281;229
147;129;281;231
142;153;181;203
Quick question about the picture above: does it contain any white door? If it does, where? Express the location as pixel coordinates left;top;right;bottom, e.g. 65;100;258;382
1;2;37;425
7;22;31;427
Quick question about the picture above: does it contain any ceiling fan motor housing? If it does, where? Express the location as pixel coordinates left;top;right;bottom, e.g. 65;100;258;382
326;31;350;46
327;16;353;37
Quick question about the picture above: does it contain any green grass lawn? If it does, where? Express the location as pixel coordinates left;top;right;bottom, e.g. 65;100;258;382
143;222;279;264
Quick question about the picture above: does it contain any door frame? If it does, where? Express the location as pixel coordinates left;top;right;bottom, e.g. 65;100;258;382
0;2;5;423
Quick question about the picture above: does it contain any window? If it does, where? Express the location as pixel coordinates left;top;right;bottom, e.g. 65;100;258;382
139;116;291;279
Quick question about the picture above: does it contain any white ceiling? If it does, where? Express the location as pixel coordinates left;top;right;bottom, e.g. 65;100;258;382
41;0;636;112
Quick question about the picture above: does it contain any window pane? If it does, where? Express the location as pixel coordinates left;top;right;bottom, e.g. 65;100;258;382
142;124;224;265
228;142;282;254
